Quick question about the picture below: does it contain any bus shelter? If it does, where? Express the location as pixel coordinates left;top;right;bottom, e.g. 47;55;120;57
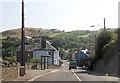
41;55;50;70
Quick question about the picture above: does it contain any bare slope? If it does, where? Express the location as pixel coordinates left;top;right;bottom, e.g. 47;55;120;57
1;28;50;38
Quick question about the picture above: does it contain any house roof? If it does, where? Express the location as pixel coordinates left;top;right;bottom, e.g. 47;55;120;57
17;40;58;52
17;44;38;51
46;41;57;51
33;40;57;51
32;44;41;51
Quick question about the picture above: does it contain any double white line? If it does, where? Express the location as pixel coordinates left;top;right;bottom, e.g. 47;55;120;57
71;69;82;81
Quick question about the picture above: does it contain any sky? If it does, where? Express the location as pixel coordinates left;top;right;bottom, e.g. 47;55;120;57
0;0;120;32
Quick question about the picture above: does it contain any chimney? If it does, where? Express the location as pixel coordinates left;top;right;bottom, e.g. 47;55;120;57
41;36;46;49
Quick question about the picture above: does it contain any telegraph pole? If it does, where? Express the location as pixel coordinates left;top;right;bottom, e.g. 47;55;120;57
20;0;25;76
104;18;106;30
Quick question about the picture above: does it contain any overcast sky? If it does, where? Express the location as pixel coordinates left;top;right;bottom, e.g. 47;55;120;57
0;0;119;32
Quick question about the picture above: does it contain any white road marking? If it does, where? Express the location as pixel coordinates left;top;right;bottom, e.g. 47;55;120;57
51;69;59;73
28;69;59;81
72;69;82;81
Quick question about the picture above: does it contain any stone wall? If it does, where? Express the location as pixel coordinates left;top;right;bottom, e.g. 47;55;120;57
2;63;58;81
48;65;59;69
26;63;41;70
2;63;42;81
2;66;19;81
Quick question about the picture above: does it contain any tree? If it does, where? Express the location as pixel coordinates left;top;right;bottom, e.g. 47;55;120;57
51;38;64;48
2;39;20;64
95;30;114;61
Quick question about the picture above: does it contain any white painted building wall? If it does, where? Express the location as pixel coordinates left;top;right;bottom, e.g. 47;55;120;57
48;56;52;65
33;50;60;65
33;40;60;66
33;50;52;65
53;50;59;65
33;50;48;57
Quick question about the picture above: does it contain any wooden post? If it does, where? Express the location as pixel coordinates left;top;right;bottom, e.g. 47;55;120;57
20;0;25;76
104;18;106;30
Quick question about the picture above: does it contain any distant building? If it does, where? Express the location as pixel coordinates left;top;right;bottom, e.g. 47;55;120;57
33;41;60;65
17;40;60;66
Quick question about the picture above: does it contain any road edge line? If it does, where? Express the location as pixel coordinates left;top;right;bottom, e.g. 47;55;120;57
27;69;59;81
72;69;82;81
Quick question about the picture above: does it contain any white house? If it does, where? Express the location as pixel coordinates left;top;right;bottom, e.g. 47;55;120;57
33;41;60;65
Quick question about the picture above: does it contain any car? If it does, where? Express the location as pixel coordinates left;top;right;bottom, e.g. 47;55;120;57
69;61;77;70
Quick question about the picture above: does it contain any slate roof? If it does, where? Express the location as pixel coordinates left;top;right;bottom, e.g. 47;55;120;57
17;44;38;51
17;40;57;52
33;41;57;51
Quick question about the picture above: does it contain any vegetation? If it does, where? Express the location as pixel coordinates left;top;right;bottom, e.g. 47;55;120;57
48;30;96;59
29;57;41;63
48;33;61;37
89;29;117;70
78;34;89;38
1;28;97;63
95;30;115;60
2;39;20;66
102;40;116;64
2;27;118;67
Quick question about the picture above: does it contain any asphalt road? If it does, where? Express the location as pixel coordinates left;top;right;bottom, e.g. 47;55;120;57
34;60;78;81
32;60;118;81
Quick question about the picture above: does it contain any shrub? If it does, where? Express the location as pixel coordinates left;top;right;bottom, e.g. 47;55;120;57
30;58;41;63
89;30;115;70
102;40;116;64
95;30;114;60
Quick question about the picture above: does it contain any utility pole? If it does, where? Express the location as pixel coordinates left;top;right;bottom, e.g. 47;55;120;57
104;18;106;30
20;0;25;76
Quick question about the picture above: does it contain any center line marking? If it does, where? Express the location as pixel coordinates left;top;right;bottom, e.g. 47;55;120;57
72;69;82;81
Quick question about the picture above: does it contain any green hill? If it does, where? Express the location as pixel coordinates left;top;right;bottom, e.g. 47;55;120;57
1;28;97;50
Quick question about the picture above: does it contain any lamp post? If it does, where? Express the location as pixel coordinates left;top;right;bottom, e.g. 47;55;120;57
20;0;25;76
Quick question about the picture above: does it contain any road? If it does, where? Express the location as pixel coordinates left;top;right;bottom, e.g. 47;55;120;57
30;60;119;81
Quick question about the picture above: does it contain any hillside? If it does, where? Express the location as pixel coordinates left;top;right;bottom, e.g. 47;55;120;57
1;27;97;51
1;28;97;38
1;27;119;77
1;28;50;38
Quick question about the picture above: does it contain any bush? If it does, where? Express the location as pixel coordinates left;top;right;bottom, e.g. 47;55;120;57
102;40;116;64
2;60;10;66
30;58;41;63
4;56;16;64
95;30;114;60
89;30;115;70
